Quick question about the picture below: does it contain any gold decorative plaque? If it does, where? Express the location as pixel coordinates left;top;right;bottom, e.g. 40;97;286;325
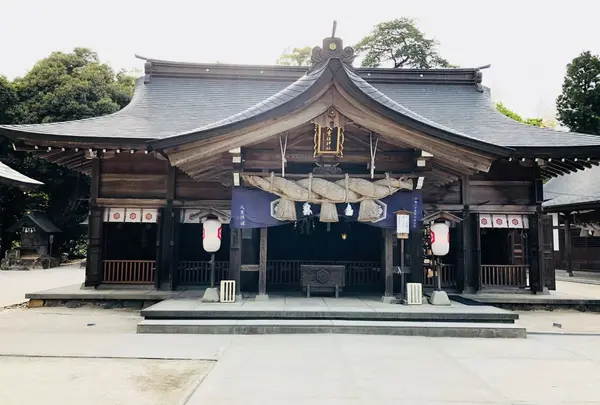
313;123;344;157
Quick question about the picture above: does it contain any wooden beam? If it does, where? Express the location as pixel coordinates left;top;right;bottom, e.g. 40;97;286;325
423;203;538;214
332;83;496;172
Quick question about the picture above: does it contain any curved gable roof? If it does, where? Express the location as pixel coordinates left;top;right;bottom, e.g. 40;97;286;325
148;57;511;157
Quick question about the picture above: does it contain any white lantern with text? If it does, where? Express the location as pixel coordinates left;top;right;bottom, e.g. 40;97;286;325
202;219;222;253
430;222;450;257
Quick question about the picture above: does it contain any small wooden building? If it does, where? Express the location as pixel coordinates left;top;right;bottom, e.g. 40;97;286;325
2;33;600;296
5;211;61;268
544;165;600;274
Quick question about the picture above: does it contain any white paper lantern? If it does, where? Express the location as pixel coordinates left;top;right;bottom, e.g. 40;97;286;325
203;219;222;253
430;222;450;257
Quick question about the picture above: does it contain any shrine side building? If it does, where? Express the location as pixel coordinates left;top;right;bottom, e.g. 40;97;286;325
3;34;600;298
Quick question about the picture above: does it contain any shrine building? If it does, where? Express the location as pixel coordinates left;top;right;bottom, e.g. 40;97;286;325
3;33;600;299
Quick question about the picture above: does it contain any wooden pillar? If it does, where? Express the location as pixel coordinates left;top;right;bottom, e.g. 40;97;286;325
158;201;174;290
470;215;482;292
157;164;176;290
564;213;573;277
229;228;242;296
257;227;268;299
409;221;424;284
458;176;472;293
459;208;475;293
528;212;543;292
382;228;394;300
85;157;102;287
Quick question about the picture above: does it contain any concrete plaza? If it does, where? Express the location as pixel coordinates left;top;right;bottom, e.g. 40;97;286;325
1;304;600;404
0;264;84;307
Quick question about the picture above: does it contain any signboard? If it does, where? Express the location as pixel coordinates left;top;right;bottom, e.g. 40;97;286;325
313;124;344;157
395;210;410;239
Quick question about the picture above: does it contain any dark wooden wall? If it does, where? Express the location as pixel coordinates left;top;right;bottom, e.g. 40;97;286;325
100;154;168;199
422;161;536;205
98;154;231;201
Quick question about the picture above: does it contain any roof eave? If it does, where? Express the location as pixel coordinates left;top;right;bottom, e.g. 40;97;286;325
0;127;153;148
513;146;600;158
543;200;600;212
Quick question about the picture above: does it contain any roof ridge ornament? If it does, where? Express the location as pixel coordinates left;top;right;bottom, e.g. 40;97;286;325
308;21;355;73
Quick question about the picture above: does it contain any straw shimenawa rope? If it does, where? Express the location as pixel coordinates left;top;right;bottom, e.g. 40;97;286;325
242;174;413;222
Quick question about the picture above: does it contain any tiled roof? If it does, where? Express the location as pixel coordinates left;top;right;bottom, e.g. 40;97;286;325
543;165;600;208
0;161;43;188
2;59;600;151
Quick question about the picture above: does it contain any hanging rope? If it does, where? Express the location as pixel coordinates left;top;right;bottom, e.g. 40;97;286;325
369;132;379;179
279;133;288;178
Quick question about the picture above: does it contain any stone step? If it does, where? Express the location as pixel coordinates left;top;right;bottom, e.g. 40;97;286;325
137;319;526;338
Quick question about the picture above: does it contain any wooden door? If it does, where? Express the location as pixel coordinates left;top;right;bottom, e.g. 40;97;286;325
541;214;556;290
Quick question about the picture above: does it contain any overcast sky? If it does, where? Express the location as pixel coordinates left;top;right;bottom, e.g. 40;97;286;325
1;0;599;119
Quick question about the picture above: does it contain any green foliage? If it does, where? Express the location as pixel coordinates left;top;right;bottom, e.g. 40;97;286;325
0;48;135;259
10;48;134;124
495;102;547;128
355;18;454;69
0;76;17;124
556;51;600;134
276;46;312;66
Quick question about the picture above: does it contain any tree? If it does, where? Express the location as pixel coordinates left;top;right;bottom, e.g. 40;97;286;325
556;51;600;135
0;48;136;259
10;47;134;124
276;46;312;66
495;102;546;127
355;18;454;69
0;76;17;124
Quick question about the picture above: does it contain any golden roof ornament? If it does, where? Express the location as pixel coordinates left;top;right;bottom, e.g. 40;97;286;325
308;21;356;72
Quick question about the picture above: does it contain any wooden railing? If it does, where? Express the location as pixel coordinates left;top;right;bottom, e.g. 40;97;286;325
177;261;230;285
102;260;156;284
423;264;457;288
266;260;381;287
481;265;529;288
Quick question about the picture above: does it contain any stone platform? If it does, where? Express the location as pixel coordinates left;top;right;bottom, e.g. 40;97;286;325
137;296;525;338
454;281;600;311
141;296;518;323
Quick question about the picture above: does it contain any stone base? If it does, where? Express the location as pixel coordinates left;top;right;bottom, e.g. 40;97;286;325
537;287;551;295
201;287;220;303
429;290;451;306
381;295;399;304
255;294;270;302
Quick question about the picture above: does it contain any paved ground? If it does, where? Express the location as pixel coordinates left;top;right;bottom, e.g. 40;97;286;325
0;264;84;307
1;303;599;404
556;269;600;285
